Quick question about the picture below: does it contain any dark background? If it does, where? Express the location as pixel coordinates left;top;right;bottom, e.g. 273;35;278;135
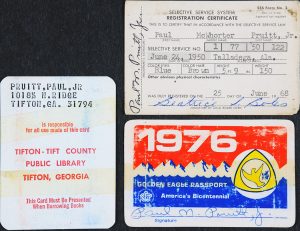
0;0;299;230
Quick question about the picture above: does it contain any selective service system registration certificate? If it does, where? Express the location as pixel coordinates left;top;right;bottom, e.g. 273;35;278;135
1;77;115;229
125;1;300;115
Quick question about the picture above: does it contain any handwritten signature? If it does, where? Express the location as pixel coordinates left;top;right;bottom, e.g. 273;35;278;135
152;96;288;108
152;96;216;108
205;207;263;226
131;206;171;219
131;207;264;226
128;7;149;114
230;96;287;108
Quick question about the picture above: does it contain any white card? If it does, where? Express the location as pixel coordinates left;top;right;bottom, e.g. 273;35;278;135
125;1;300;115
124;120;295;227
1;76;115;229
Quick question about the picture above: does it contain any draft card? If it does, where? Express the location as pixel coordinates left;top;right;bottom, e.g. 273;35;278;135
125;1;300;115
1;76;116;229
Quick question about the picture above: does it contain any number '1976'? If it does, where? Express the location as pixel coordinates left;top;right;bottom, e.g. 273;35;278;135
137;129;237;153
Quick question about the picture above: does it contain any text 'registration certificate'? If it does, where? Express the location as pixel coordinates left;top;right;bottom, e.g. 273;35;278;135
125;1;299;115
1;77;115;229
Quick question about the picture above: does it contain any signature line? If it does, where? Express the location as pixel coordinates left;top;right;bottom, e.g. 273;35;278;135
134;215;288;219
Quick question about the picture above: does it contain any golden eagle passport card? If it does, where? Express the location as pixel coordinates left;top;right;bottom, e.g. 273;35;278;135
124;120;295;227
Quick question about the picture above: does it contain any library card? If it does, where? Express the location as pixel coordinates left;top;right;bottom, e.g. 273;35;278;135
1;76;116;229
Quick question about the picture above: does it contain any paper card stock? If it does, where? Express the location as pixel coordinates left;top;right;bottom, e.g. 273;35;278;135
1;76;116;229
124;120;295;227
